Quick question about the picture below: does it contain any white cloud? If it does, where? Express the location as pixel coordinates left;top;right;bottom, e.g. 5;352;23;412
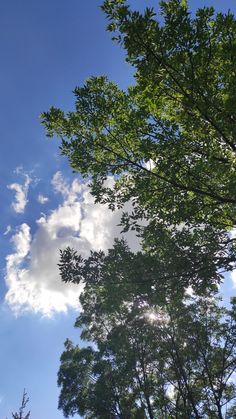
3;225;12;236
52;171;82;203
52;171;69;197
5;172;139;316
37;194;49;204
7;169;32;214
15;165;24;175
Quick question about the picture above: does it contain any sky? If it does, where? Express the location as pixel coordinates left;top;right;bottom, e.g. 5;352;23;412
0;0;236;418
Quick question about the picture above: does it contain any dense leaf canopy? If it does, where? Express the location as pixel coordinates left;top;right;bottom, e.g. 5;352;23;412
42;1;236;418
58;244;236;418
43;0;236;230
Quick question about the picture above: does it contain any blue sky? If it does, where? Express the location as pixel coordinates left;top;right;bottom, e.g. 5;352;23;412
0;0;235;418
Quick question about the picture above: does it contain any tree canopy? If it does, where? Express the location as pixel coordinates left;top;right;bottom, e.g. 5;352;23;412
42;0;236;417
42;0;236;282
42;0;236;230
58;243;236;418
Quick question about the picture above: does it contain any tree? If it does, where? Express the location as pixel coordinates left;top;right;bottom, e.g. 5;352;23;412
11;390;30;419
41;0;236;281
42;0;236;230
58;244;236;418
41;1;236;417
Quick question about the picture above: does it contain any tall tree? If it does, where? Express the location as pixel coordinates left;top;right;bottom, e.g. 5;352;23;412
42;0;236;230
58;244;236;418
42;1;236;417
41;0;236;277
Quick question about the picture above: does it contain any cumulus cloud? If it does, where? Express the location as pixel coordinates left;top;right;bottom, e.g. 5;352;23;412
7;169;32;214
37;194;49;204
5;172;138;316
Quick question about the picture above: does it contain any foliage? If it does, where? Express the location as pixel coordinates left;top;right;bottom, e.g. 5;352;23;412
41;0;236;290
42;0;236;232
42;1;236;418
58;244;236;418
58;236;227;311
